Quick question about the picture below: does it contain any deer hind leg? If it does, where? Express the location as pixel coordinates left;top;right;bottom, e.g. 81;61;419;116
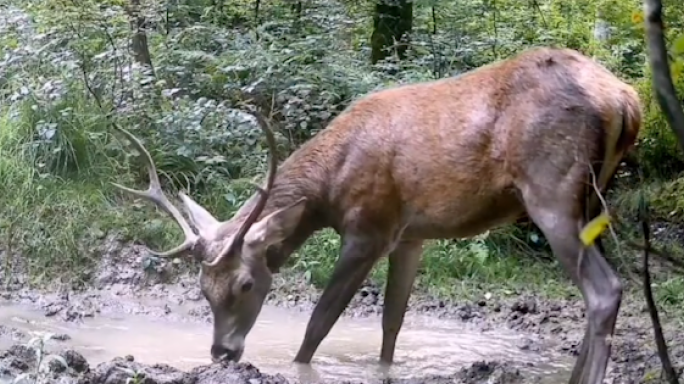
521;186;622;384
293;230;390;364
566;198;611;383
380;239;423;365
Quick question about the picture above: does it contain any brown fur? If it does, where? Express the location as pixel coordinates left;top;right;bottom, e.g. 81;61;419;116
247;47;640;246
114;47;642;382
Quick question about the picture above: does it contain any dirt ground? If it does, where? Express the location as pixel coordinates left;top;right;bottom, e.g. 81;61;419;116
0;234;682;384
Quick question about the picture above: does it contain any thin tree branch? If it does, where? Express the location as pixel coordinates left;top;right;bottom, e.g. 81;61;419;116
531;0;548;29
639;192;679;384
431;4;437;34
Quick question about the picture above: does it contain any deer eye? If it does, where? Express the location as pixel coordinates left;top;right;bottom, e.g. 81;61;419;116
241;280;254;293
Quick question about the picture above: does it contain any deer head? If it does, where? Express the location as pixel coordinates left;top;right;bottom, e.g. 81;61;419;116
111;115;307;363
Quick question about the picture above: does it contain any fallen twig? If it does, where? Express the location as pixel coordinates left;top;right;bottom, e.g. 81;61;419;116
625;240;684;274
595;205;684;274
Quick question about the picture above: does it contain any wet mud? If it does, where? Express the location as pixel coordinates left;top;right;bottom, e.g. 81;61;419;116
0;343;533;384
1;234;683;383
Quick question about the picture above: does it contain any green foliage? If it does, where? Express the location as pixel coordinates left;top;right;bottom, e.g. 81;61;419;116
615;175;684;222
287;227;574;301
634;33;684;179
0;0;683;308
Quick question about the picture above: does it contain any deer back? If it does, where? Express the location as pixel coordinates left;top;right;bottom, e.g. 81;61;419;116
277;47;641;239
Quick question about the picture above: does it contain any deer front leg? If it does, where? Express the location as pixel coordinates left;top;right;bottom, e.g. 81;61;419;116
380;240;423;365
293;232;388;364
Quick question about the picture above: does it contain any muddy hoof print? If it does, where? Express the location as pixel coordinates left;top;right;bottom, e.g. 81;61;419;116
511;300;538;315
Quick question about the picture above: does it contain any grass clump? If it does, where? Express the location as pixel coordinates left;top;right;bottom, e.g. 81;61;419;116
288;227;576;303
625;176;684;222
0;101;124;285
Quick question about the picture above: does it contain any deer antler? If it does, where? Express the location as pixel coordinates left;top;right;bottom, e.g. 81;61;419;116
111;126;200;257
203;111;279;267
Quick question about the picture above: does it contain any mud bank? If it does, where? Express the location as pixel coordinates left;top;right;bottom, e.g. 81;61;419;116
1;234;683;383
0;342;536;384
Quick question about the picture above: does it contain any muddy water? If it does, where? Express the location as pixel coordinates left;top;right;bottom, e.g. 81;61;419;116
0;302;572;382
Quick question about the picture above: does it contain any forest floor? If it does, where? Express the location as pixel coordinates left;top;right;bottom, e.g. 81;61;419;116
0;232;682;384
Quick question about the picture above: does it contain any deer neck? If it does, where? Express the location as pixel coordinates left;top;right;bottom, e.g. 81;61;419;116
233;157;328;273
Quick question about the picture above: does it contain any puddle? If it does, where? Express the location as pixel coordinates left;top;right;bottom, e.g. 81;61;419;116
0;301;572;382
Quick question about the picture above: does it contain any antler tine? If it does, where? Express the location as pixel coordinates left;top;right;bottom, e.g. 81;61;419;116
204;111;278;267
111;126;199;257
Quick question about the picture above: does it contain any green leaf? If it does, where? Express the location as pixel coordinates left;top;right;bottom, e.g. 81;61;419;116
672;59;684;82
673;34;684;55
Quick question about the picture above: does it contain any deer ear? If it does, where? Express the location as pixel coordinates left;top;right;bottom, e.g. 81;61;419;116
178;192;220;236
244;197;307;247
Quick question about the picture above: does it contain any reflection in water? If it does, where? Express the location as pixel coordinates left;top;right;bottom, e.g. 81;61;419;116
0;302;571;382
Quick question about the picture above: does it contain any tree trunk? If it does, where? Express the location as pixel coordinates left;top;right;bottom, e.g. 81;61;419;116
370;0;413;64
127;0;154;76
644;0;684;150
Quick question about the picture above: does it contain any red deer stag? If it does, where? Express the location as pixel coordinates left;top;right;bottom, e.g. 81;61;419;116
112;47;641;384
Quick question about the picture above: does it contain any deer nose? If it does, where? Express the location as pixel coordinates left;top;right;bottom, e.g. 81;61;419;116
211;344;240;362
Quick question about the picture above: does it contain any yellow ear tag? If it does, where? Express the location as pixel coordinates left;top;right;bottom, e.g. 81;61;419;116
579;212;611;247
